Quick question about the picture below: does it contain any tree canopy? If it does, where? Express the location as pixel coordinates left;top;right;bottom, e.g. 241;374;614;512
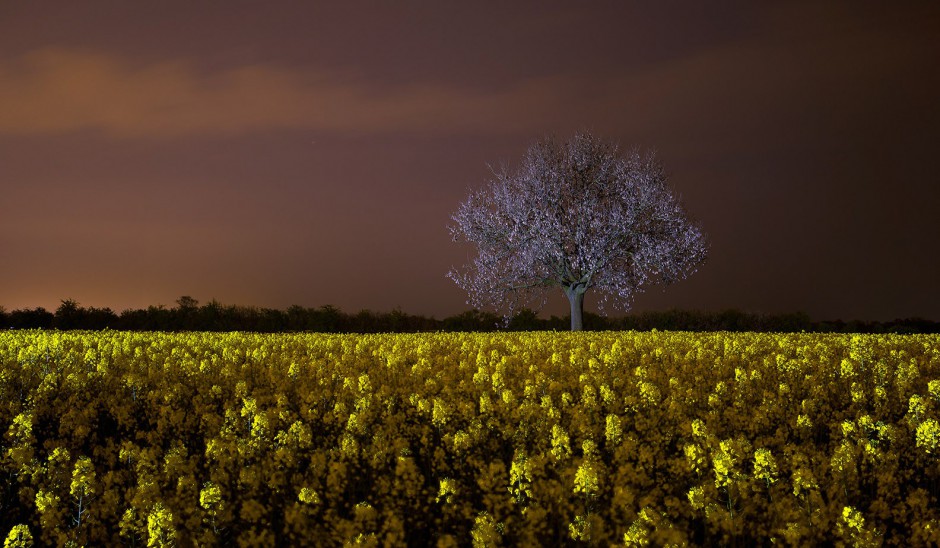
449;133;708;330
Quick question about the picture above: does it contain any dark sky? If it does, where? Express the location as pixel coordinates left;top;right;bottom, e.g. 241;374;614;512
1;1;938;321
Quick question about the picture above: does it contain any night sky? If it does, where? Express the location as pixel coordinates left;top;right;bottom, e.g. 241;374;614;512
1;1;938;322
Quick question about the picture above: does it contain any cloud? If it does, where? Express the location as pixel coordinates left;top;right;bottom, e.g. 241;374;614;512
0;48;578;137
0;45;792;141
1;18;930;143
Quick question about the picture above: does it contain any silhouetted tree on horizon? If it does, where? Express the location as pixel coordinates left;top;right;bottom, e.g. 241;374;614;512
2;295;938;334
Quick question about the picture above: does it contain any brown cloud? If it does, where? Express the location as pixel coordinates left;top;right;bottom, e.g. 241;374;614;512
0;45;806;142
0;48;582;137
1;16;932;145
0;44;836;141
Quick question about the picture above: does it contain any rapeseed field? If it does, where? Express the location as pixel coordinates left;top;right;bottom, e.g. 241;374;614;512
1;330;939;546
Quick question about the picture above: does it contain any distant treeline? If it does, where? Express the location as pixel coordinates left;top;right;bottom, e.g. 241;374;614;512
1;297;938;334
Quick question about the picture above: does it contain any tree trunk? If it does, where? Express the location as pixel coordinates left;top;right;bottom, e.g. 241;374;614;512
565;286;585;331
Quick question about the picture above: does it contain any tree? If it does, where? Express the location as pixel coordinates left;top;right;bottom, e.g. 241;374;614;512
175;296;199;310
448;133;708;331
54;299;82;330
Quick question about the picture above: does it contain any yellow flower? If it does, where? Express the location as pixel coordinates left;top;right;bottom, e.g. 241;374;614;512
298;487;320;505
431;399;450;427
909;394;927;422
240;397;258;421
840;358;856;378
416;398;432;414
791;467;818;498
684;443;707;473
509;453;532;504
452;430;470;452
551;424;571;461
70;455;96;498
638;381;661;405
491;369;505;392
574;458;599;497
850;382;866;403
49;446;70;467
928;379;940;401
357;373;371;393
471;512;502;547
35;489;59;514
568;514;590;541
713;449;734;489
605;414;623;445
147;503;175;547
623;507;657;546
830;441;858;479
687;486;705;510
8;413;32;440
916;419;940;455
437;478;458;504
340;433;359;457
582;384;597;407
842;505;865;532
479;393;492;414
753;448;778;485
3;525;32;548
199;482;223;514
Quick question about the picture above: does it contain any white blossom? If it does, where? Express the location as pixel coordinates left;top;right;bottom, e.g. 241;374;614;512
449;133;708;330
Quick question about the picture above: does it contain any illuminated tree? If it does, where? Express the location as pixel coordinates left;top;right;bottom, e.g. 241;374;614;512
448;133;708;331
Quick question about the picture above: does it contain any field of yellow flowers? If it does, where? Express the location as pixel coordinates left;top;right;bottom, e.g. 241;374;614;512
1;329;939;546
